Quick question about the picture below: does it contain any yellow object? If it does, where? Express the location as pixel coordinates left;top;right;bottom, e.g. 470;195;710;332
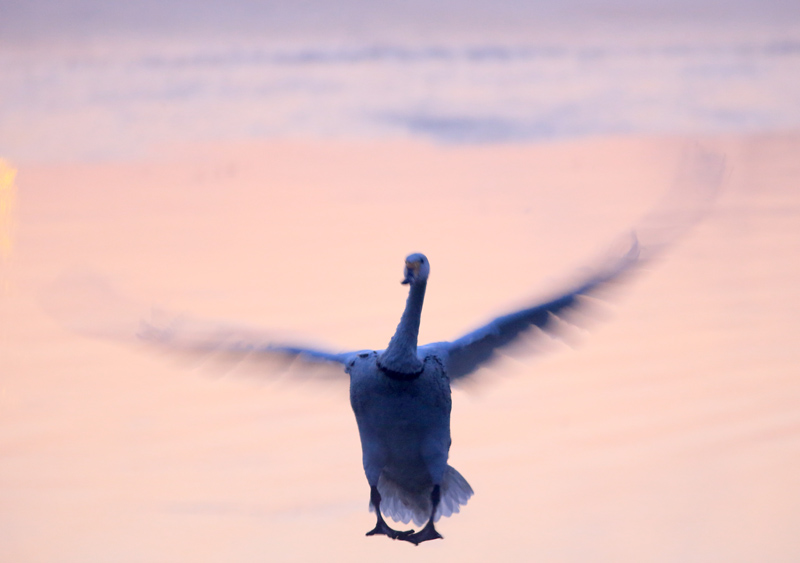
0;158;16;262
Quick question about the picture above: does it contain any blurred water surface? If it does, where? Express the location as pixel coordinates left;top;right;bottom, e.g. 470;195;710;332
1;0;799;160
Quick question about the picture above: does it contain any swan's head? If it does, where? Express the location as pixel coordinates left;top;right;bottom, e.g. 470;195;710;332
402;253;430;285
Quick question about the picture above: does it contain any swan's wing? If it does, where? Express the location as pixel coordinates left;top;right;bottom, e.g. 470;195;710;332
438;237;641;381
40;272;354;380
136;314;355;380
435;145;726;382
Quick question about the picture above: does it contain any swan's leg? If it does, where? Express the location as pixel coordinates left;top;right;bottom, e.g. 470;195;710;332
365;486;415;540
401;484;444;546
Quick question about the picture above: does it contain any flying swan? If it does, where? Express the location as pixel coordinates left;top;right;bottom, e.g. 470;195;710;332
134;149;725;545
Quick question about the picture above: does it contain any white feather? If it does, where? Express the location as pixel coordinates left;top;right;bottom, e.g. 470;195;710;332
370;465;474;526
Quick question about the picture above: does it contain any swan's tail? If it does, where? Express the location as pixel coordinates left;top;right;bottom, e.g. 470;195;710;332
371;465;474;527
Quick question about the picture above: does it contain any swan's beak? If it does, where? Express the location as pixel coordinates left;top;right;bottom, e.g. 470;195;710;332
401;261;416;284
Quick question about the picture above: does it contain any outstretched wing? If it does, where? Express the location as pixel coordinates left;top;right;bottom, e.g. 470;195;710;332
42;270;355;380
437;237;642;381
136;314;355;379
433;145;726;381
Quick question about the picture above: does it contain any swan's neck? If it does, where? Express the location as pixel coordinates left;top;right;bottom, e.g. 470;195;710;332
378;280;426;375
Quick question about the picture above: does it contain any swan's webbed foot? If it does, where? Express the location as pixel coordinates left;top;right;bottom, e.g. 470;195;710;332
366;485;414;540
366;517;414;540
399;520;443;545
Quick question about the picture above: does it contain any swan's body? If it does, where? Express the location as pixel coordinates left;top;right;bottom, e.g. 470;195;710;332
349;351;471;533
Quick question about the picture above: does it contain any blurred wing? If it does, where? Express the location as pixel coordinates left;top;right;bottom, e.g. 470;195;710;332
41;272;355;381
136;315;355;380
438;144;727;382
439;237;641;381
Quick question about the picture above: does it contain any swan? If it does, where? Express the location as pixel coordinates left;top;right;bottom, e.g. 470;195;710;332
140;239;641;545
129;149;724;545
